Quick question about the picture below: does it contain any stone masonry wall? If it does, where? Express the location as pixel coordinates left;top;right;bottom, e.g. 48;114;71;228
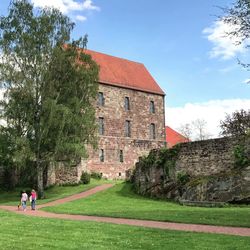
86;83;166;179
175;137;237;176
132;137;250;203
44;83;166;184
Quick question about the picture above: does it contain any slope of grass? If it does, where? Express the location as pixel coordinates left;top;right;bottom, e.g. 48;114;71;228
0;179;113;205
43;182;250;227
0;209;249;250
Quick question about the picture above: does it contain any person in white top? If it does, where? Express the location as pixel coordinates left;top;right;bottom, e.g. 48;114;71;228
21;190;28;211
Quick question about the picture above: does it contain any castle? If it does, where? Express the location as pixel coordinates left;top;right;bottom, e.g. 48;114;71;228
83;50;166;179
39;50;167;185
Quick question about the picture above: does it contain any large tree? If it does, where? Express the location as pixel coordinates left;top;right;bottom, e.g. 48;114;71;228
0;0;99;197
178;119;211;141
220;109;250;136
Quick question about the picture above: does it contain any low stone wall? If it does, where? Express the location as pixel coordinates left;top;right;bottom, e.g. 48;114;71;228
46;160;86;186
132;137;250;203
175;137;236;176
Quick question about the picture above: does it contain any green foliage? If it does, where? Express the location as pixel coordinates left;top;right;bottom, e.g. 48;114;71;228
177;171;190;185
138;145;181;179
234;144;250;168
90;172;102;180
81;172;91;184
220;109;250;137
0;0;99;195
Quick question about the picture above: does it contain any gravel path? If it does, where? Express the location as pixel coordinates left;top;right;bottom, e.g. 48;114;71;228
1;184;250;237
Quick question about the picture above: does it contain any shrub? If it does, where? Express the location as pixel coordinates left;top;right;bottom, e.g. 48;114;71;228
81;172;90;184
177;171;190;185
90;172;102;180
234;144;250;168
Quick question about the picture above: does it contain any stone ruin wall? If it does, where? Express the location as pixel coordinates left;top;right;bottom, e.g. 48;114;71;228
175;137;236;176
132;137;250;203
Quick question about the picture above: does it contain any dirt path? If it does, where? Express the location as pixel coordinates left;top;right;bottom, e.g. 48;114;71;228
0;184;250;237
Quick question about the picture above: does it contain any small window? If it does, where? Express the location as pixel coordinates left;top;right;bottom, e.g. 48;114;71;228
125;120;131;137
99;117;104;135
99;149;104;162
98;92;105;106
125;97;130;111
150;123;156;139
118;172;122;177
119;150;124;163
150;101;155;113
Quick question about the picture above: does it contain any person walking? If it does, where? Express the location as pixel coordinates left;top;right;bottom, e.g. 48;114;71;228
30;189;37;210
21;190;28;211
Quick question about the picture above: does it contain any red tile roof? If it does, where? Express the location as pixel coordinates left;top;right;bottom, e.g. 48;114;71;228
166;126;190;148
85;49;165;95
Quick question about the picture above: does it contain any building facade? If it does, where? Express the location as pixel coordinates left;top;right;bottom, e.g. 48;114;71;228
84;50;166;179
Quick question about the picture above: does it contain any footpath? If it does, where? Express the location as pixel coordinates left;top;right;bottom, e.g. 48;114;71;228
0;184;250;237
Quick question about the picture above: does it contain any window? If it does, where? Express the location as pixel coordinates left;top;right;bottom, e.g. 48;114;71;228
150;123;156;139
125;120;131;137
98;92;105;106
119;150;124;163
99;117;104;135
99;149;104;162
124;97;130;111
150;101;155;113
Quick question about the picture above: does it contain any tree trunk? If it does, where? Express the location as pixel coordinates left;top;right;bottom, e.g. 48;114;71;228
37;162;44;199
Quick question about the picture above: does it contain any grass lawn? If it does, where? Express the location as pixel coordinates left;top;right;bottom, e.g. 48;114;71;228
43;182;250;228
0;209;249;250
0;179;113;206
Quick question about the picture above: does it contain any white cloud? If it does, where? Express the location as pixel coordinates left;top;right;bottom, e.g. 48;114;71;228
82;0;100;11
243;79;250;84
166;99;250;139
31;0;100;20
203;20;246;60
76;15;87;22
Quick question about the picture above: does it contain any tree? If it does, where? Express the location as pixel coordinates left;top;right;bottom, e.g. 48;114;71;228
178;119;211;141
221;0;250;71
192;119;211;141
0;0;99;197
178;123;192;140
220;109;250;136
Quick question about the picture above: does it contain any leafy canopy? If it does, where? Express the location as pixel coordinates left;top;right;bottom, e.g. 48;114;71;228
0;0;99;194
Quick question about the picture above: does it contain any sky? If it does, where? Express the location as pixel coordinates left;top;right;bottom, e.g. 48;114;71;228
0;0;250;138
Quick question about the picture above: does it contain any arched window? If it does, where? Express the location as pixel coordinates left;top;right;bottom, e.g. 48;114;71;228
125;97;130;111
150;123;156;139
150;101;155;113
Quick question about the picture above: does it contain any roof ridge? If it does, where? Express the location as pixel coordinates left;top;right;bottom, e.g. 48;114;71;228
85;49;144;66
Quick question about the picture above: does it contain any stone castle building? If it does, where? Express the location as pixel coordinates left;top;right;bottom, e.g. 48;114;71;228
84;50;166;179
27;50;167;185
0;50;166;186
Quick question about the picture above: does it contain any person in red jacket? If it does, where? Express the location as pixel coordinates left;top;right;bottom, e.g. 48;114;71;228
30;189;37;210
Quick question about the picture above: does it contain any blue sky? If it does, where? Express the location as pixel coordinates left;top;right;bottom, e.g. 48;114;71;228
1;0;250;138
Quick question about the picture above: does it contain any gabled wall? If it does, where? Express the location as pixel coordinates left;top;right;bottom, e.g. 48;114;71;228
86;83;166;179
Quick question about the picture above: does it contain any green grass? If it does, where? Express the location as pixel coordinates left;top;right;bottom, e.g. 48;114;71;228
0;209;249;250
0;179;113;205
43;182;250;228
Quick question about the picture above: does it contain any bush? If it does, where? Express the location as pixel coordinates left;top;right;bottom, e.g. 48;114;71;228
81;172;90;184
234;144;250;168
90;172;102;180
177;171;190;185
